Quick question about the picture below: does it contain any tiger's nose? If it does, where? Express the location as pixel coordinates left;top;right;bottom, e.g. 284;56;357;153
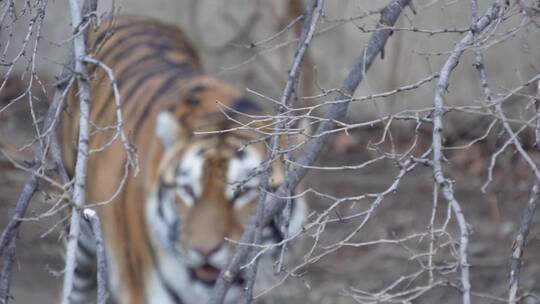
193;241;223;257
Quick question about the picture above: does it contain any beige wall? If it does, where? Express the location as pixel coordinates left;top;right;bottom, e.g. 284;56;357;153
6;0;539;122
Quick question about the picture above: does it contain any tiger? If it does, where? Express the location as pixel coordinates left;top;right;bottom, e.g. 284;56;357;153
60;16;307;304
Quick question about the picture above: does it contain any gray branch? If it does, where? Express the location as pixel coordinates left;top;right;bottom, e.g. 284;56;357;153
0;209;19;304
83;209;108;304
509;183;540;303
61;0;96;302
431;1;503;303
509;78;540;303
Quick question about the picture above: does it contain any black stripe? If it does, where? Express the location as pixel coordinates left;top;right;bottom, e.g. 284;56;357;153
94;48;196;122
115;50;174;86
96;28;194;67
157;183;181;244
73;283;96;293
93;22;172;55
93;20;187;51
93;21;145;48
93;59;168;122
93;61;180;124
74;264;96;278
96;29;167;63
73;282;96;293
124;61;192;111
72;272;97;292
132;65;195;137
148;246;185;304
77;219;97;257
157;184;167;221
108;40;175;64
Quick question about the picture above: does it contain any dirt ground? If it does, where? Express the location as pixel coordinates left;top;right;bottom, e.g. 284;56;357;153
1;79;540;304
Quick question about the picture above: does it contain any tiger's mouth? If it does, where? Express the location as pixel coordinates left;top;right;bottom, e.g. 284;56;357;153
189;263;245;286
194;264;221;284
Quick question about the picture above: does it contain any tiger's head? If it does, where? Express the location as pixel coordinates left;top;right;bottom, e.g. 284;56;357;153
145;78;306;298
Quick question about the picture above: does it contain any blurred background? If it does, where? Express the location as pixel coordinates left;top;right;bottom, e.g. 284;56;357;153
1;0;540;303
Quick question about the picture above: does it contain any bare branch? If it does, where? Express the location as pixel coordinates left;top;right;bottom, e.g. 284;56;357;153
0;235;15;304
509;183;540;303
83;209;108;304
61;0;96;301
430;2;505;303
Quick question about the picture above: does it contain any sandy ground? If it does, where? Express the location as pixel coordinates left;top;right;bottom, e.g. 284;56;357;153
1;79;540;304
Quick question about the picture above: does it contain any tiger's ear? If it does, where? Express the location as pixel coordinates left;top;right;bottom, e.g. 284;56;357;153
156;111;182;150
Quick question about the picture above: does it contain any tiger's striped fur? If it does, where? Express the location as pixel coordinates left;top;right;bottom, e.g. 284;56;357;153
60;16;306;304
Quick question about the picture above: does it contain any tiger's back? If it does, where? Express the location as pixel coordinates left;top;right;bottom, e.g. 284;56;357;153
62;16;199;303
62;16;201;174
